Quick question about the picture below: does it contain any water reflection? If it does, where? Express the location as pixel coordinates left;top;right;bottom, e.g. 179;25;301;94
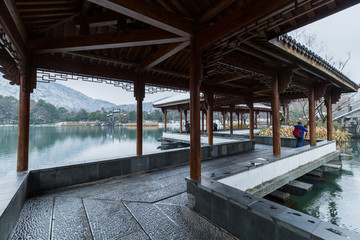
0;126;164;177
293;138;360;232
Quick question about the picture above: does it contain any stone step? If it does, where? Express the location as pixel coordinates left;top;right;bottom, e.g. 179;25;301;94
268;190;290;201
279;180;313;196
340;153;352;160
318;163;342;172
306;170;323;178
328;159;342;165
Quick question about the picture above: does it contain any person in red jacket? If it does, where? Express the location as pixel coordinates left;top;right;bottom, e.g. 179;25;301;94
294;121;308;147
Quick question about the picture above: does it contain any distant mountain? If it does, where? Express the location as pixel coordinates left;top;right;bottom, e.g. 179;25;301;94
0;78;116;112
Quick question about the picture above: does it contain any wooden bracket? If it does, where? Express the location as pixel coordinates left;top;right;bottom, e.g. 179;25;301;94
278;68;293;93
134;75;145;101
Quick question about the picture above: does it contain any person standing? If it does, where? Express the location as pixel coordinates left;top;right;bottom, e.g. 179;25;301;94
293;121;308;147
185;121;190;134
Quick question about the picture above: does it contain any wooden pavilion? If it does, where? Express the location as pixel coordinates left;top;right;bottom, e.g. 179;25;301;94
0;0;359;184
153;95;272;134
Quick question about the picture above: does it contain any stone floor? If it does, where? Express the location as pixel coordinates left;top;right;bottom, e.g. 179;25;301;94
9;144;288;240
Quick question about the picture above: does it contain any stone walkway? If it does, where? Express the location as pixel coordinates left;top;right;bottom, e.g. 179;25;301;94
9;144;285;240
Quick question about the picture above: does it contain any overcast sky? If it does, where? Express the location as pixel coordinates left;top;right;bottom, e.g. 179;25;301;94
57;4;360;105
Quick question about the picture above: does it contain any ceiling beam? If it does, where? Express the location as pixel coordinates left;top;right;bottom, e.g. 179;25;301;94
221;52;275;76
206;74;244;85
32;55;189;90
4;0;27;42
74;11;121;28
137;41;189;72
87;0;193;37
0;1;27;60
196;0;237;24
197;0;295;50
28;28;187;53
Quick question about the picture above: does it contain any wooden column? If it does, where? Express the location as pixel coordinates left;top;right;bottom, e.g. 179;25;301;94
255;111;258;129
202;110;205;133
184;110;187;122
230;109;233;135
282;105;286;125
162;109;167;132
270;112;273;125
286;103;290;125
267;112;269;126
272;73;281;156
179;107;183;134
223;111;226;130
309;87;316;146
249;100;254;140
135;77;145;156
17;76;30;172
206;91;214;146
241;111;244;129
237;112;240;129
190;37;201;181
326;89;333;141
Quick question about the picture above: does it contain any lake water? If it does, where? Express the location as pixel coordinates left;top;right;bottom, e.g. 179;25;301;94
1;126;360;232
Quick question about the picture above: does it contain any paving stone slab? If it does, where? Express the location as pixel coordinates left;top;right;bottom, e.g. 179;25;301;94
52;197;92;240
124;201;189;239
155;192;188;206
9;195;53;240
120;230;150;240
83;198;142;240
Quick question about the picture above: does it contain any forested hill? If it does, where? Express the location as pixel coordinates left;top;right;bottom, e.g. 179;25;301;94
0;78;116;112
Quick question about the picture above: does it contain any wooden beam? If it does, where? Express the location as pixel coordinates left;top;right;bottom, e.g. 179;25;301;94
0;1;27;60
249;100;254;140
134;77;144;155
206;91;214;145
326;89;332;141
4;0;27;41
32;55;189;90
221;52;275;76
197;0;294;49
74;11;121;28
87;0;193;37
137;41;189;72
28;28;187;53
206;74;245;85
196;0;237;24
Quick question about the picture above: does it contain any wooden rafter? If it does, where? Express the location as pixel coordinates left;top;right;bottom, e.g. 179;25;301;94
4;0;27;41
197;0;295;49
137;41;189;72
87;0;193;37
196;0;237;24
28;28;187;53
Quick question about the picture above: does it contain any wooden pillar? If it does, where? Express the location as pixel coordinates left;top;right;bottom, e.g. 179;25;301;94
267;112;269;126
202;110;205;133
309;87;316;146
179;107;183;134
162;109;167;132
230;109;233;135
255;111;258;129
282;105;286;125
135;77;145;156
223;111;226;130
272;73;281;156
249;100;254;140
184;110;188;122
286;103;290;125
17;76;30;172
326;90;333;141
190;37;201;181
270;112;273;125
241;111;244;129
207;91;214;146
237;112;240;129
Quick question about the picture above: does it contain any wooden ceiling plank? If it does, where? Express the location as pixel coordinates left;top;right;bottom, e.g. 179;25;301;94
197;0;295;50
87;0;193;37
196;0;237;24
4;0;27;42
28;28;187;53
138;41;190;72
221;52;275;76
206;74;240;84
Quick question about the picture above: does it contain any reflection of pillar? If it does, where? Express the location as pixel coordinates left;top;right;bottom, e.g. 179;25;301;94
202;110;205;133
162;109;167;132
241;111;244;129
326;90;332;141
207;91;213;146
179;107;183;134
223;111;226;130
249;100;254;140
230;110;233;134
135;78;145;156
17;76;30;172
189;37;201;181
273;73;281;156
237;112;240;129
309;87;316;146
